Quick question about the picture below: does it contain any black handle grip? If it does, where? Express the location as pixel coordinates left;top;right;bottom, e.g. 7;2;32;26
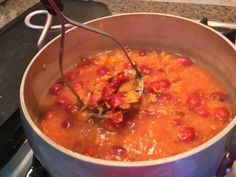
40;0;64;15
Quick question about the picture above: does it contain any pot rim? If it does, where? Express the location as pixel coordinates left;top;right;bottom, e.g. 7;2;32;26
20;12;236;167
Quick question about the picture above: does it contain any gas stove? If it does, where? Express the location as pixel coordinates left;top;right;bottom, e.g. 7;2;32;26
0;1;235;177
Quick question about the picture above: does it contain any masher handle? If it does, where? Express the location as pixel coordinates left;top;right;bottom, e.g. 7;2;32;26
40;0;63;15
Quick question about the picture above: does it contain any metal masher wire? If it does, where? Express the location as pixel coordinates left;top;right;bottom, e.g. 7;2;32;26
42;0;143;117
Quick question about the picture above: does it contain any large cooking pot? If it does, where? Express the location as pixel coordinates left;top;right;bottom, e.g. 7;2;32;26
20;13;236;177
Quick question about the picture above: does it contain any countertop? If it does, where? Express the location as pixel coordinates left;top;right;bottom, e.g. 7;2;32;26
0;0;236;29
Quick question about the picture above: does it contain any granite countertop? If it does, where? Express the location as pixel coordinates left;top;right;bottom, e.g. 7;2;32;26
0;0;236;29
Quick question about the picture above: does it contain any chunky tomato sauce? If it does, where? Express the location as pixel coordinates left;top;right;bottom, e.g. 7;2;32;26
39;49;233;161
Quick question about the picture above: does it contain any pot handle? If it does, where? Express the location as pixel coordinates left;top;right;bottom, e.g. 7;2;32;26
216;127;236;177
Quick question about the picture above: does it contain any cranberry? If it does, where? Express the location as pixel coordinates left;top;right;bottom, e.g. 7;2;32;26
178;127;196;142
102;84;114;101
64;103;78;113
117;72;129;81
140;65;152;75
210;92;227;102
71;80;83;90
139;49;146;56
111;146;126;155
111;79;122;90
61;117;72;129
194;105;209;117
159;79;171;89
186;95;201;108
97;66;110;75
87;92;102;108
55;97;68;106
177;57;193;67
157;92;172;103
78;58;88;68
104;119;119;132
186;90;205;108
64;70;77;81
214;107;230;122
194;89;205;99
109;93;124;109
150;79;171;93
123;62;133;70
111;73;129;90
84;147;97;157
77;57;95;68
110;112;124;124
49;83;63;95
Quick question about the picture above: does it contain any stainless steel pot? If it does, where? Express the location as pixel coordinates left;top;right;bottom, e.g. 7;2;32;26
20;13;236;177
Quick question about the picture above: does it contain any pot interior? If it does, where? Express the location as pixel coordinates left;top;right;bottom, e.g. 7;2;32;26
22;13;236;154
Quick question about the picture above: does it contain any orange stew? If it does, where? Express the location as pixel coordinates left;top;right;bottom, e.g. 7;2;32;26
39;49;233;161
